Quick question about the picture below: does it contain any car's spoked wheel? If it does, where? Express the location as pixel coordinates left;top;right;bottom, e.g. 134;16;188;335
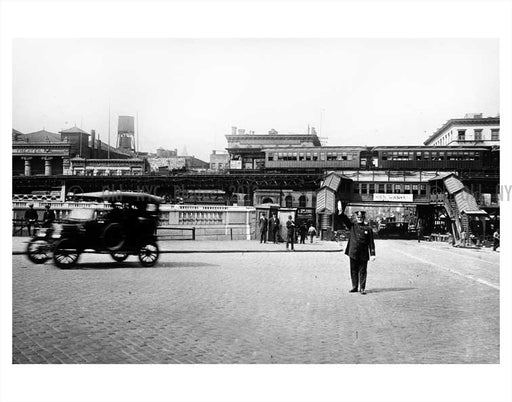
53;239;80;269
138;241;159;267
26;239;51;264
111;252;129;263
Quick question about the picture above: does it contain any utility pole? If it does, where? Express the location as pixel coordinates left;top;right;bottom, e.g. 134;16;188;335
108;99;111;159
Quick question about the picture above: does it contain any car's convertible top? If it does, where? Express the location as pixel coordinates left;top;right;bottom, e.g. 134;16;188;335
75;191;163;204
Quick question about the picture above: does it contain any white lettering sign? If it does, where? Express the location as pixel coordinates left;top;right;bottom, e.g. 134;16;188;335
373;193;413;202
230;160;242;169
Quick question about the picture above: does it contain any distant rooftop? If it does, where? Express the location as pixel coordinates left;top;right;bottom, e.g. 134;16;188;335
424;114;499;145
59;126;90;135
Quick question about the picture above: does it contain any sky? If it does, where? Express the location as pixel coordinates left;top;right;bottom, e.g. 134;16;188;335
13;38;499;161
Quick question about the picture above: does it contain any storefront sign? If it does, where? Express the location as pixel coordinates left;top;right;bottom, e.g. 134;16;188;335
230;160;242;169
373;193;413;202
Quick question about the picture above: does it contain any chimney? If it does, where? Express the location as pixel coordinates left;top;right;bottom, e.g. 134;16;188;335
231;126;237;135
213;150;216;155
91;130;96;150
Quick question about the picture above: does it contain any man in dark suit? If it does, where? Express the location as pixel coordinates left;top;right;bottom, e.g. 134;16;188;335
259;213;268;243
269;212;280;243
338;202;376;295
285;215;296;250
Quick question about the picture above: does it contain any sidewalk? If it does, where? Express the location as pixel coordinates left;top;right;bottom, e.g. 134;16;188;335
12;236;343;255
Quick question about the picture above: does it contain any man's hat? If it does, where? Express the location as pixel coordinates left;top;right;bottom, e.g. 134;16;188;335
355;210;366;216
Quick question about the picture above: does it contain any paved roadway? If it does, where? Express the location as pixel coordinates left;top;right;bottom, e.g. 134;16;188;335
12;239;499;364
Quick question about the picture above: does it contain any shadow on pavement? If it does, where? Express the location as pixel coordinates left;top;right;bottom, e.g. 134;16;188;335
366;287;416;294
64;261;220;270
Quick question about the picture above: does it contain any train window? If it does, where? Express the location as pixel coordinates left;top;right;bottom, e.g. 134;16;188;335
420;184;426;195
360;157;367;167
361;183;368;194
423;151;430;160
293;152;298;160
474;152;480;160
369;184;375;194
306;152;311;161
439;151;445;160
320;153;326;161
327;152;336;161
404;184;411;194
353;183;360;194
416;152;422;160
393;184;402;194
412;184;419;193
348;154;353;161
313;153;318;161
382;152;388;161
491;129;499;140
431;151;438;161
392;152;398;160
385;184;392;193
298;152;305;161
378;184;385;193
408;152;414;160
268;155;273;161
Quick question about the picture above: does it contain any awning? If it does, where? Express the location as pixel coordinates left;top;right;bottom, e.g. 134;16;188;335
443;176;465;194
454;190;487;215
316;187;335;214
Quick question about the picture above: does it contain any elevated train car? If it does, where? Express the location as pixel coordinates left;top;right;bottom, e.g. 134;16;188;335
262;146;369;172
372;146;498;171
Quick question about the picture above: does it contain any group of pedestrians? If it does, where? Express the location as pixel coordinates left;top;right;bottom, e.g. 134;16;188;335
259;212;317;250
23;204;55;236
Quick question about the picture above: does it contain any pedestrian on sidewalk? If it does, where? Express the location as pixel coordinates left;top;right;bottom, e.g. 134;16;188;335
42;204;55;227
24;203;38;237
337;201;376;295
269;212;280;243
493;228;500;251
417;218;424;243
286;215;296;250
298;222;307;244
259;213;268;243
308;224;317;243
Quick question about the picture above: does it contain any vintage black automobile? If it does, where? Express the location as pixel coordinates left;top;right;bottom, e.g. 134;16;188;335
377;221;417;239
26;191;163;268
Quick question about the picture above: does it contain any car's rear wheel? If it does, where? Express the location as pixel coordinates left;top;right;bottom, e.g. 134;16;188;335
111;251;129;263
138;240;159;267
53;239;80;269
26;239;51;264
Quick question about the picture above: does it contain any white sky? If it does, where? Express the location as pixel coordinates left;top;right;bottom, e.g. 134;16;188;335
13;38;499;160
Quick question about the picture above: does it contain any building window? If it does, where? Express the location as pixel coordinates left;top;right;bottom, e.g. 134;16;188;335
393;184;402;194
298;195;307;208
360;158;367;168
458;130;466;141
268;155;273;161
285;195;293;208
474;129;482;141
491;129;499;141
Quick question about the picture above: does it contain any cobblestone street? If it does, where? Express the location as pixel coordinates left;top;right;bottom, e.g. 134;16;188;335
12;239;499;364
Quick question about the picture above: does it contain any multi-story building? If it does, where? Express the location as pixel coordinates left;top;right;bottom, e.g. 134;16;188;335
13;127;134;176
423;113;500;146
209;150;230;171
225;126;322;170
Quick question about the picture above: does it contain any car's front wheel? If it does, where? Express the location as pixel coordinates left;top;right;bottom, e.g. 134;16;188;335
26;239;51;264
138;240;159;267
53;239;80;269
